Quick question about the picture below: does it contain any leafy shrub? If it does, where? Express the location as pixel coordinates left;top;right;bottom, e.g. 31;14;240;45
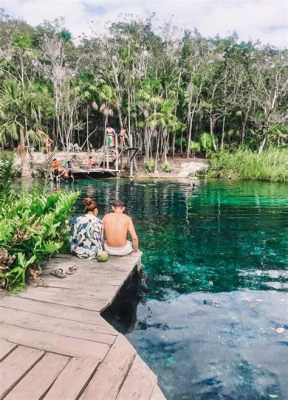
161;162;173;172
0;152;14;200
0;153;78;292
190;141;201;155
144;159;155;173
200;132;215;156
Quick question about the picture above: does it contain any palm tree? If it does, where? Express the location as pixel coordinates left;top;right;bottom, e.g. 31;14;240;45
72;74;99;150
99;84;117;135
0;79;52;176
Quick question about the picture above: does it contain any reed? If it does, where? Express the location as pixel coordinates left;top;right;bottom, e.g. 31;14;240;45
209;148;288;182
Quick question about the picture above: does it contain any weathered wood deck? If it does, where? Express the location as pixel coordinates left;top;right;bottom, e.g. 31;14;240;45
73;168;120;178
0;254;166;400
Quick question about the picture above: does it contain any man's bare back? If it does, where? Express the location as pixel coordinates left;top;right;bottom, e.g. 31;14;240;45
102;201;139;252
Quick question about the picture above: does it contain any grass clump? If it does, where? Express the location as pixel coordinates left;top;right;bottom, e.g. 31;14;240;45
161;162;173;173
144;159;155;173
209;148;288;182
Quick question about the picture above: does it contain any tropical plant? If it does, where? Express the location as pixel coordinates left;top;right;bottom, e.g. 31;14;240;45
0;12;287;180
144;159;155;173
161;162;173;172
0;153;78;291
190;141;201;156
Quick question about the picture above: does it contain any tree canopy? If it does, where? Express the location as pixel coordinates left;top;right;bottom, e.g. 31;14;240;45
0;11;287;167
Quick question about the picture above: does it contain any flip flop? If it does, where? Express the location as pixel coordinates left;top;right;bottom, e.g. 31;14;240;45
65;266;77;275
0;277;8;290
50;268;66;278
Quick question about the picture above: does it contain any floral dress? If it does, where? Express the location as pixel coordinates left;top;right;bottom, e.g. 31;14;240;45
71;215;103;259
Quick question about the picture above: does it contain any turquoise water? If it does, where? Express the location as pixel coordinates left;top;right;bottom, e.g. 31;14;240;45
71;178;288;400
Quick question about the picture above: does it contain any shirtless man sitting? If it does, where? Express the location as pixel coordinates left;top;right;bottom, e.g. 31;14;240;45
103;200;139;256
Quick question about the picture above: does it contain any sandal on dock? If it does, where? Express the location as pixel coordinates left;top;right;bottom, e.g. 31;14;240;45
65;266;77;275
50;268;66;278
0;277;8;290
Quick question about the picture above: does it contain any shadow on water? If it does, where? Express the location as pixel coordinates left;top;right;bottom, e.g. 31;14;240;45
101;268;143;334
71;178;288;400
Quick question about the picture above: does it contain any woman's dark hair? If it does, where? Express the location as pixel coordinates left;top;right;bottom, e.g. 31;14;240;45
83;197;98;212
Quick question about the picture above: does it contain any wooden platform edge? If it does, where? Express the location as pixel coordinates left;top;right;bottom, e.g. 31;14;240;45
0;253;166;400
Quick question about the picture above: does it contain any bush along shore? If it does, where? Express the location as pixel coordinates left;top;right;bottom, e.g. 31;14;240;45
0;153;78;292
208;148;288;183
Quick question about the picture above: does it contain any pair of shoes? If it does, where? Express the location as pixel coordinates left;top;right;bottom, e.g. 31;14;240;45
50;266;77;279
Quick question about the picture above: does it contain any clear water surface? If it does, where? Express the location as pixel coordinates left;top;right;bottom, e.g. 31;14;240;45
70;178;288;400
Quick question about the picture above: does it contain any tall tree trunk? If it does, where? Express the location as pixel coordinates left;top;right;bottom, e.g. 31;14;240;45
172;133;176;158
86;105;89;152
258;134;267;155
221;115;226;150
209;116;218;152
19;126;31;177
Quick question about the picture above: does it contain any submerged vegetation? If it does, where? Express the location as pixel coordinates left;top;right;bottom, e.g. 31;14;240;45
0;10;287;178
209;148;288;182
0;153;78;292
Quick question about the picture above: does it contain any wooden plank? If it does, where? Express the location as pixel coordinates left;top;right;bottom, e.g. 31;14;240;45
44;357;98;400
0;296;112;328
116;355;157;400
5;353;69;400
0;307;116;345
44;276;124;287
37;284;124;308
150;386;166;400
43;265;129;277
0;346;44;398
18;287;107;311
0;340;17;362
41;282;121;300
19;285;113;302
0;324;109;361
80;335;136;400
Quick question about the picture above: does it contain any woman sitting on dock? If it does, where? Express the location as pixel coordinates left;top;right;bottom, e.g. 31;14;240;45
71;198;103;259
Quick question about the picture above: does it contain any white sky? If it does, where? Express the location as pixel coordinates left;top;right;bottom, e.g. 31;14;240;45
1;0;288;48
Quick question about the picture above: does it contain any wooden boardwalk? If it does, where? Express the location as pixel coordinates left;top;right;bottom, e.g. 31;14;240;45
0;254;166;400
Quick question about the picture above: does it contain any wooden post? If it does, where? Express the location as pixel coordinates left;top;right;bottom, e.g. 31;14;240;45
105;134;109;170
115;132;118;171
129;149;133;177
120;148;123;171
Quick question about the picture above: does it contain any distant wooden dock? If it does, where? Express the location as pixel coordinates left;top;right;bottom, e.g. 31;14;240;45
0;254;166;400
73;167;120;179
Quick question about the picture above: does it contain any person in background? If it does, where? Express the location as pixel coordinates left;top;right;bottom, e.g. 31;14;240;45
51;158;60;183
59;160;74;181
105;126;115;147
119;128;127;147
71;198;103;259
87;156;96;169
102;200;140;256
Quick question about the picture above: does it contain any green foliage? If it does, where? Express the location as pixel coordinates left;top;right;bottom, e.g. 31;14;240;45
190;141;201;154
209;148;288;182
0;152;14;200
0;12;287;164
0;154;78;291
144;159;155;173
200;133;214;154
161;162;173;173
